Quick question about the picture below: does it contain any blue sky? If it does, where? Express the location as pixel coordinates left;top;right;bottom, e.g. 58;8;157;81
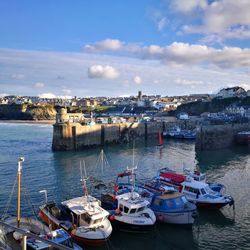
0;0;250;97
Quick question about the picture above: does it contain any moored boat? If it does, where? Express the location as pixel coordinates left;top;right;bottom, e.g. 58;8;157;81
26;228;83;250
109;192;156;232
39;161;112;247
144;179;197;225
159;172;234;209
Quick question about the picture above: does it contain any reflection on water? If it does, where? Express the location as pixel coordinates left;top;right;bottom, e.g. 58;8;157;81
0;123;250;250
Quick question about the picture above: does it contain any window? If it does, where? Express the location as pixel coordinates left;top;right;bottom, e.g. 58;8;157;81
119;204;124;212
93;218;103;225
123;206;129;213
130;208;136;214
137;206;145;212
80;213;91;225
201;188;206;195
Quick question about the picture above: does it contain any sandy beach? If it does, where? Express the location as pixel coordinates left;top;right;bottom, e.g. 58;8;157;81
0;119;55;125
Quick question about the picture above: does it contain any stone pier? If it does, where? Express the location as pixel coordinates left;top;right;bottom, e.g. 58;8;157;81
195;123;250;150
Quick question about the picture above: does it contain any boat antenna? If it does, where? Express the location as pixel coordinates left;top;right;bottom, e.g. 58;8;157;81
101;149;104;175
39;190;48;204
127;140;137;198
80;160;89;198
17;157;24;228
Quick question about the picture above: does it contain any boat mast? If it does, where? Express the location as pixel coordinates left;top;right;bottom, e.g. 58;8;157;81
17;157;24;228
127;141;137;197
80;160;89;198
101;149;104;175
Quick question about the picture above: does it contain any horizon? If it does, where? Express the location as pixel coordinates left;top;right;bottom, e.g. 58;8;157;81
1;1;250;97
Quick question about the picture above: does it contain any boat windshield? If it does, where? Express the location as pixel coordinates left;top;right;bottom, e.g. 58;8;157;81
80;213;92;225
204;186;217;195
137;206;145;213
93;218;103;225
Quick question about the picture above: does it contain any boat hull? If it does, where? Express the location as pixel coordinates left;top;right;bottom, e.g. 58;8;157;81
71;232;109;247
153;210;197;225
195;202;230;210
110;218;155;233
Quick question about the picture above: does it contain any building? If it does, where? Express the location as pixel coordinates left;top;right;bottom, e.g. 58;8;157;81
216;86;247;98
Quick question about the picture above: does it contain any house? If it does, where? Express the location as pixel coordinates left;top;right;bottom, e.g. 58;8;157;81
177;112;189;120
216;86;246;98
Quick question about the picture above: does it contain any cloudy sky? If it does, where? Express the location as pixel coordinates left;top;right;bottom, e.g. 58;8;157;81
1;0;250;98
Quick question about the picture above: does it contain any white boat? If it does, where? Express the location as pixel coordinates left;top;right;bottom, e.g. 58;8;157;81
109;191;156;232
39;161;112;247
60;196;112;246
159;173;234;209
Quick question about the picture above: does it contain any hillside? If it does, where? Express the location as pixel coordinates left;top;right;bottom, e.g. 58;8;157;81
0;104;56;120
172;97;250;116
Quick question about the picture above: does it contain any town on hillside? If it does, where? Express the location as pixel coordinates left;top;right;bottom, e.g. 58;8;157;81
0;86;250;125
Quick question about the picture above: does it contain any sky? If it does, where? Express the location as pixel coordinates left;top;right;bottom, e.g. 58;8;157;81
1;0;250;98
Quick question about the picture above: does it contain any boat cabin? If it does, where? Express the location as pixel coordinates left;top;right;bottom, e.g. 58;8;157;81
61;196;109;228
181;180;217;198
151;192;189;211
116;192;149;216
183;168;206;182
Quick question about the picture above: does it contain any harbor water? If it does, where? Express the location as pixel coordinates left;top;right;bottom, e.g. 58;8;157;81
0;123;250;250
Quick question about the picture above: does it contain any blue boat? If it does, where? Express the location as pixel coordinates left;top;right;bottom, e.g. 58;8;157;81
101;171;197;226
27;228;83;249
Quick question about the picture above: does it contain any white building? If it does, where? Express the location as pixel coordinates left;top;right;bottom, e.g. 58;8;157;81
216;87;246;98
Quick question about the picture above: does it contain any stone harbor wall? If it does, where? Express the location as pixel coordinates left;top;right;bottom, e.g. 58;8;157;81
195;123;250;150
52;121;163;151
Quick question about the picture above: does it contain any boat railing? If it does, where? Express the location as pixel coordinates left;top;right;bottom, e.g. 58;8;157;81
0;221;72;250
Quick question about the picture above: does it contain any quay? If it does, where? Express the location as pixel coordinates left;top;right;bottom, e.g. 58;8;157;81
52;108;195;151
52;108;250;151
195;123;250;150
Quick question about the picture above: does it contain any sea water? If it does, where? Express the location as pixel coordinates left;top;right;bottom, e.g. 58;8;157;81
0;122;249;250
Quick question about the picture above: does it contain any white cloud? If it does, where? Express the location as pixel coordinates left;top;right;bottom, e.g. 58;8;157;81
1;48;249;97
84;39;250;69
149;9;168;32
175;78;203;86
88;65;120;79
84;39;123;52
34;82;44;88
11;74;24;79
178;0;250;42
0;93;9;97
172;0;207;13
62;88;72;95
133;76;142;84
39;93;57;99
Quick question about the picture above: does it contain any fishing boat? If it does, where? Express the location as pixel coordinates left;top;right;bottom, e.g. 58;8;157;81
39;161;112;247
158;171;234;209
183;168;224;192
27;228;83;250
109;191;156;232
158;167;224;192
1;158;50;245
163;127;196;140
111;176;197;225
101;147;156;232
182;130;196;140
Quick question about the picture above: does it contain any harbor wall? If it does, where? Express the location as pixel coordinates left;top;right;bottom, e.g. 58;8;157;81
52;120;196;151
195;123;250;150
52;122;159;151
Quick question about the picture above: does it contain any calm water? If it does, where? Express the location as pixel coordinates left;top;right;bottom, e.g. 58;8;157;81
0;123;250;250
